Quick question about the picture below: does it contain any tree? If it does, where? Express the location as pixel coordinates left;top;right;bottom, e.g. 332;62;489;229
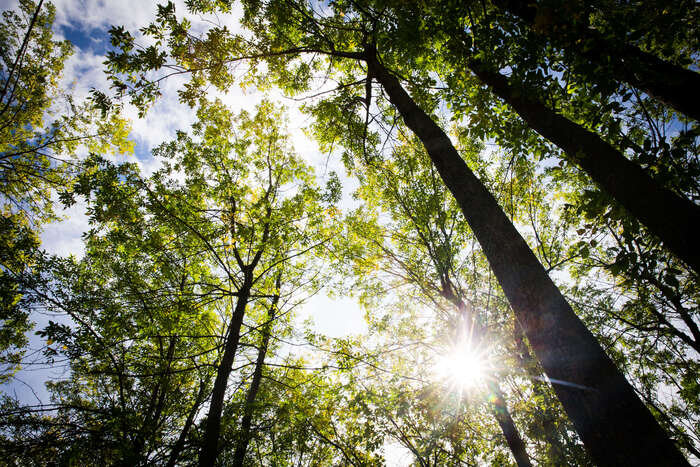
153;100;338;466
342;131;532;465
0;213;38;382
67;0;697;463
2;96;341;466
362;40;686;465
0;0;131;223
492;0;700;121
461;57;700;273
339;126;596;465
0;0;131;381
4;155;219;465
230;273;281;466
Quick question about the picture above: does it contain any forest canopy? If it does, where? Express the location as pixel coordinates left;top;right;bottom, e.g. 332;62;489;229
0;0;699;465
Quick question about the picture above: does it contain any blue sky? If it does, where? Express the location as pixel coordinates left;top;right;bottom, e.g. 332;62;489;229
1;0;368;409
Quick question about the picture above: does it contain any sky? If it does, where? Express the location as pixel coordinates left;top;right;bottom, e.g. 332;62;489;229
0;0;368;405
0;2;422;463
3;3;696;464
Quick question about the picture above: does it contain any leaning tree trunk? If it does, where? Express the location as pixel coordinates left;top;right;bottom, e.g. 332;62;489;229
199;276;252;467
445;288;532;467
467;60;700;274
493;0;700;121
232;277;281;466
379;146;533;465
512;321;573;464
487;381;532;467
167;380;207;467
366;48;689;467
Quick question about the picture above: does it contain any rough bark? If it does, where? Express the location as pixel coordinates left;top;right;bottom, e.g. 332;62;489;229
467;60;700;274
493;0;700;121
198;278;252;467
232;279;280;466
366;49;689;467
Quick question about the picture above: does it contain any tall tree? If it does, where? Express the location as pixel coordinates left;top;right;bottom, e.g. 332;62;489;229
0;0;131;381
461;58;700;273
365;44;688;465
3;156;219;465
345;132;535;466
230;274;280;466
101;1;693;464
136;99;336;466
4;97;340;466
492;0;700;121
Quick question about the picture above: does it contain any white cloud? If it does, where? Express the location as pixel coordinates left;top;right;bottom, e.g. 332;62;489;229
300;293;368;338
40;195;90;258
52;0;172;35
60;46;109;99
3;0;373;408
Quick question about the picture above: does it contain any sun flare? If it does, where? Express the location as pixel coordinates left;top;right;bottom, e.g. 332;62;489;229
435;342;487;389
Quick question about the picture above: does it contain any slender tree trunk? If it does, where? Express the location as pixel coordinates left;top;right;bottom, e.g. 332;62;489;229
487;381;532;467
493;0;700;121
0;0;43;110
199;278;252;467
232;278;281;466
467;60;700;274
167;380;207;467
444;289;532;467
123;337;177;466
143;337;178;461
366;49;689;467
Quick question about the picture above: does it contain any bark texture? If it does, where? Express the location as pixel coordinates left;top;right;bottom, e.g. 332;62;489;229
494;0;700;121
366;49;689;467
468;60;700;274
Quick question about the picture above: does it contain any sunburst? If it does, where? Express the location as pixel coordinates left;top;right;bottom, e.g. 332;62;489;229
434;339;489;390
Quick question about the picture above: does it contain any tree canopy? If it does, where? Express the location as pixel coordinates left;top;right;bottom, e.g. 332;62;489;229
1;0;699;465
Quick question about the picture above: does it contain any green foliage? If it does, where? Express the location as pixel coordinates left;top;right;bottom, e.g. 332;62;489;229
1;0;133;223
0;0;133;382
0;214;38;382
2;0;699;464
1;98;346;465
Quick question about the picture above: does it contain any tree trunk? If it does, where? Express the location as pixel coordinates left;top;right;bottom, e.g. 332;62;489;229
199;278;252;467
123;336;177;466
0;0;44;112
167;380;207;467
467;60;700;274
513;320;576;464
493;0;700;121
444;288;532;467
366;49;689;467
232;279;280;466
487;381;532;467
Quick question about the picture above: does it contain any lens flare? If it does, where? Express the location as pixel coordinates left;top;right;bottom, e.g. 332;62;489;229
435;341;487;389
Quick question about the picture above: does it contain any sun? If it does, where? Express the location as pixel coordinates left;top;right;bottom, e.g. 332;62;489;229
435;341;488;389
